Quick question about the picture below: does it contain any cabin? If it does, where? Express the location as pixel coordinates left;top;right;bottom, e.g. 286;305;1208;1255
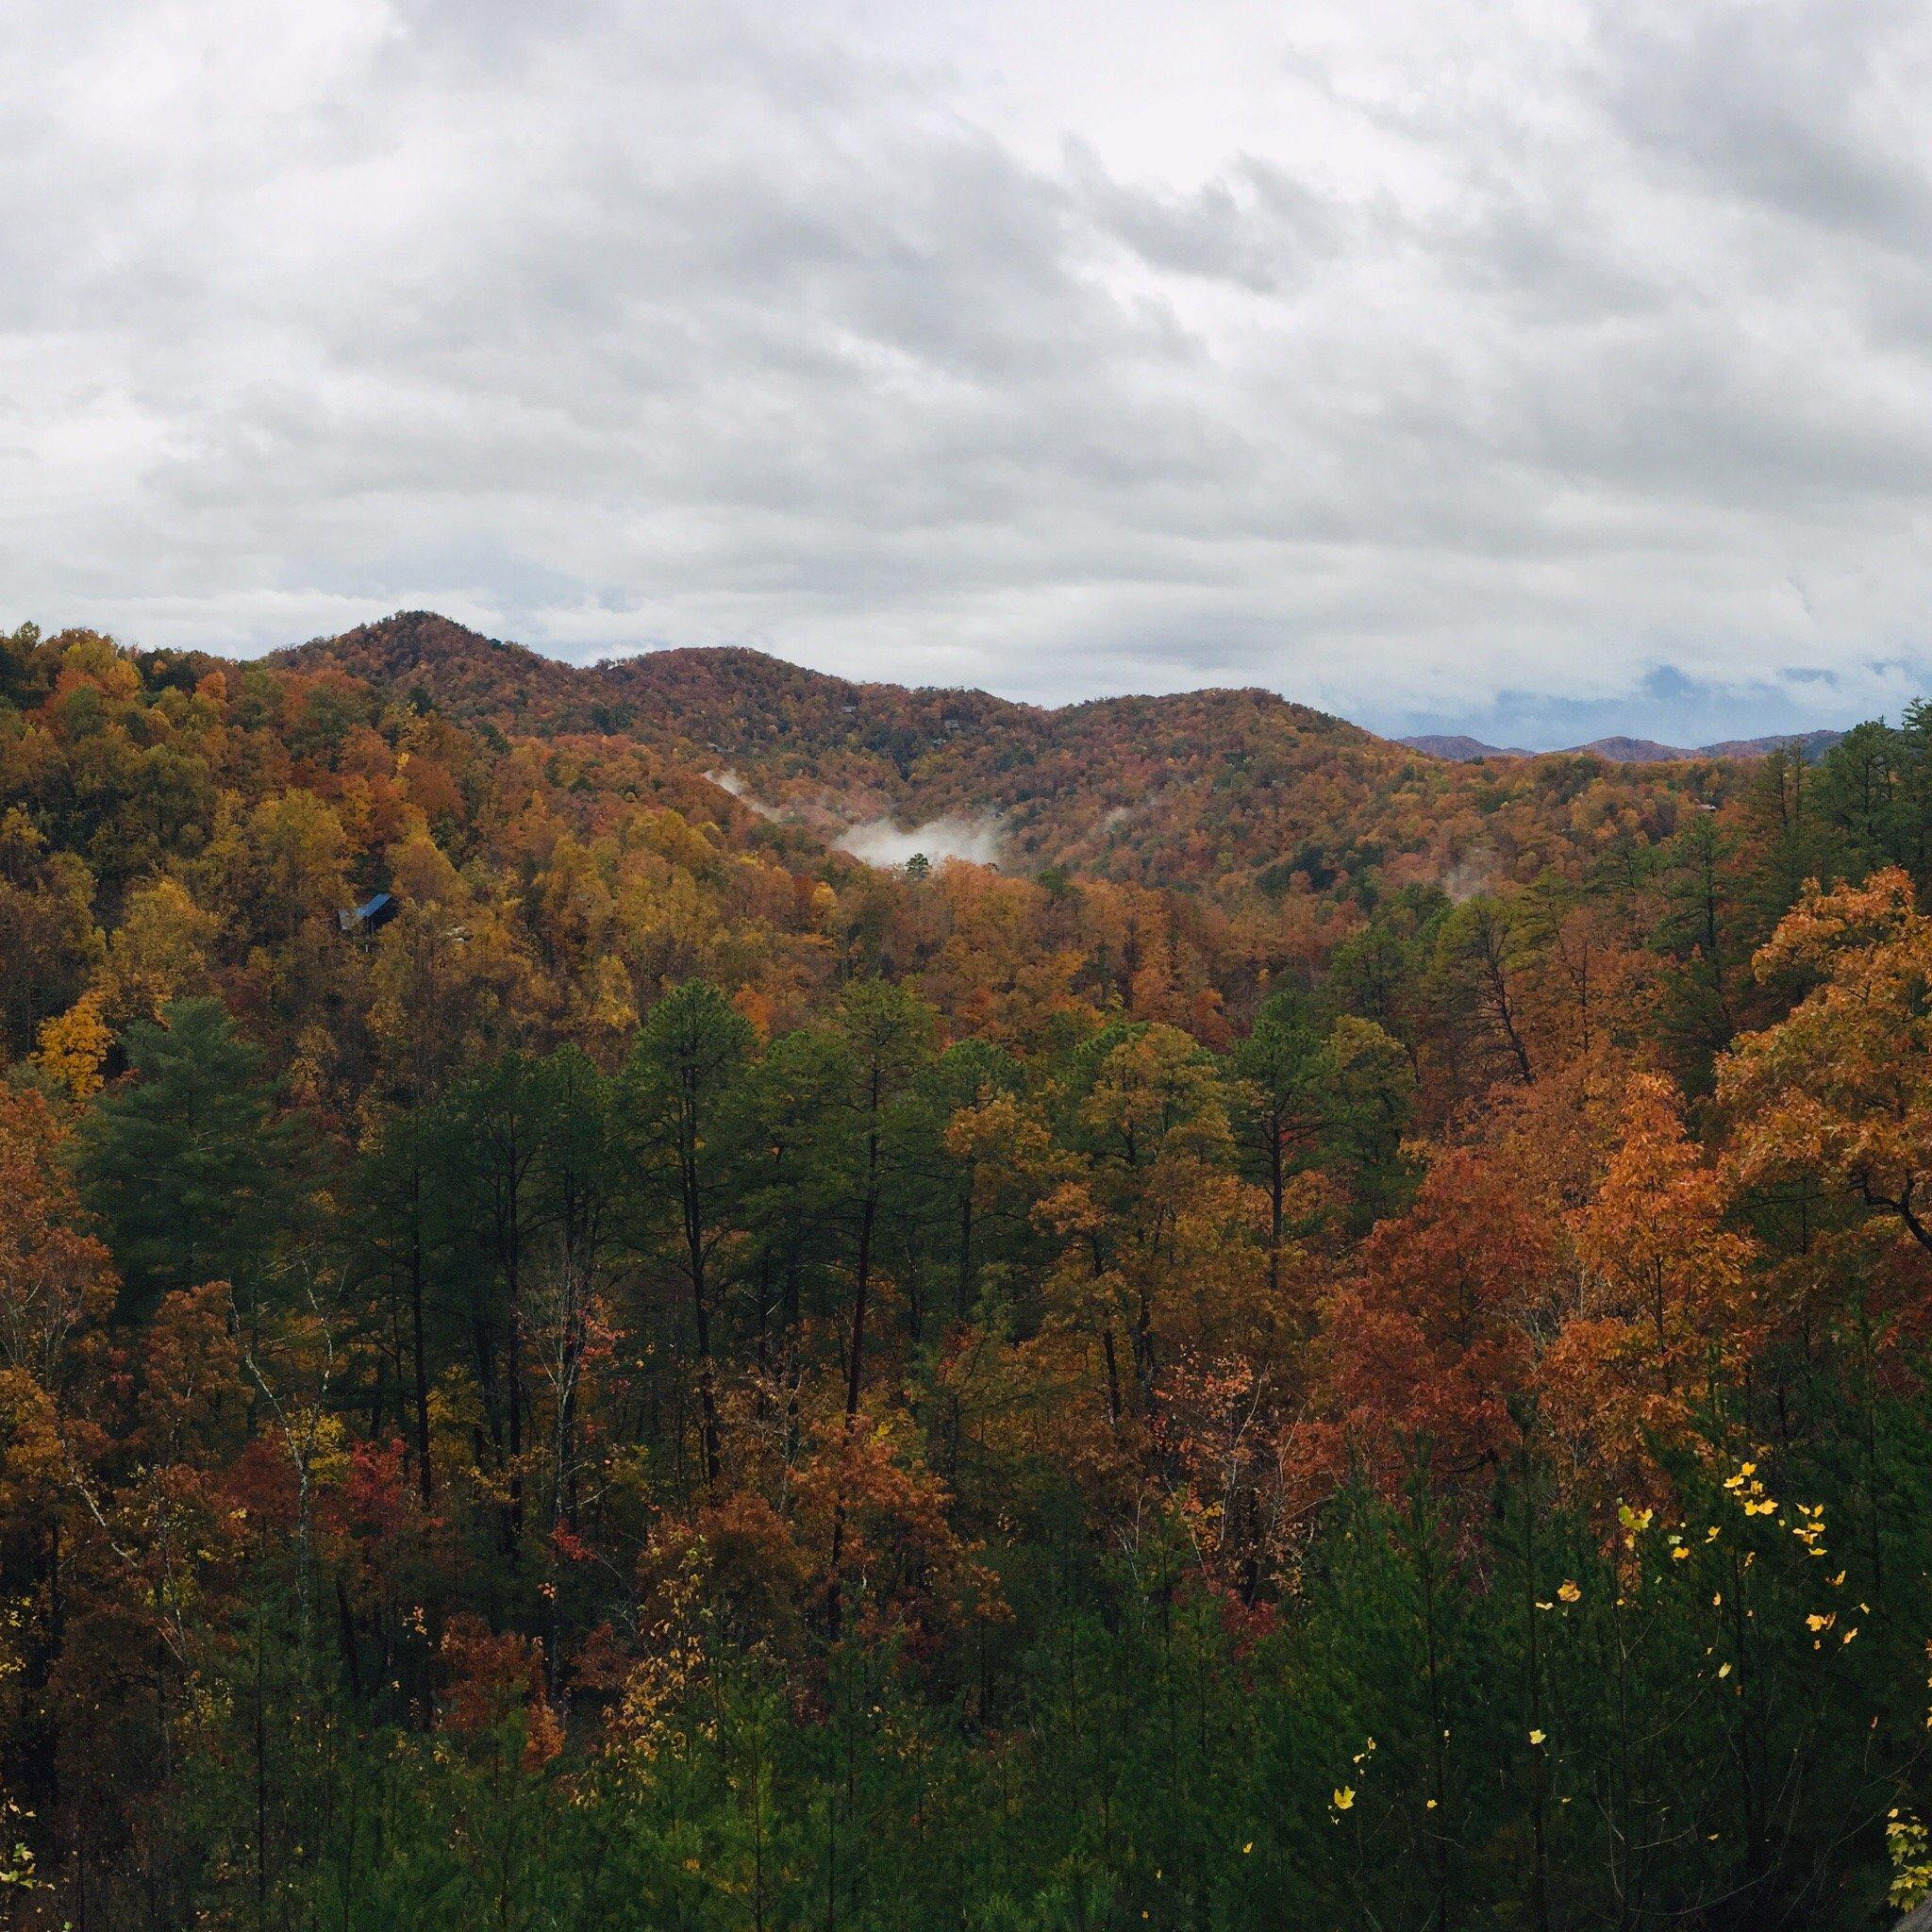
337;890;398;936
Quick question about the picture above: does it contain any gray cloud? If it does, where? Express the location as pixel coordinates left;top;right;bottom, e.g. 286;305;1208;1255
5;0;1932;744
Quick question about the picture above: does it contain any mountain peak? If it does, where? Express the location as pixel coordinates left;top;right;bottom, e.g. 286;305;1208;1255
281;609;537;676
1397;734;1528;761
276;611;583;724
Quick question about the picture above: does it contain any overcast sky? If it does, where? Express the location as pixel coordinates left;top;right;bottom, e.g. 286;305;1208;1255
8;0;1932;744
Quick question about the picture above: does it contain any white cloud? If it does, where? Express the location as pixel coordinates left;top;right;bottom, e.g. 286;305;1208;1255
6;0;1932;741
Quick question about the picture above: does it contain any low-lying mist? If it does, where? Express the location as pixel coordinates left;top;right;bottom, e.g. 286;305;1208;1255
834;815;1004;869
708;769;1004;870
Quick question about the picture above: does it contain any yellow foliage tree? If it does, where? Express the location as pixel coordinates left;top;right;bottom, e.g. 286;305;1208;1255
34;991;112;1099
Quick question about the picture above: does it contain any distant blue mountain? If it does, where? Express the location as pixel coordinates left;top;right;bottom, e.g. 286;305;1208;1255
1400;728;1844;764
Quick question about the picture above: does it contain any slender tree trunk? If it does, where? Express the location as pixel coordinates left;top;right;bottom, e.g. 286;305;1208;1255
828;1098;882;1639
506;1223;524;1535
1490;953;1534;1086
1267;1121;1285;1298
681;1072;724;1487
409;1185;433;1506
1521;1458;1551;1932
957;1187;974;1322
1412;1472;1454;1932
254;1622;268;1929
845;1131;879;1421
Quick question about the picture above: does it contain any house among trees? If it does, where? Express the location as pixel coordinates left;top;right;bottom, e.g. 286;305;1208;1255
336;889;398;935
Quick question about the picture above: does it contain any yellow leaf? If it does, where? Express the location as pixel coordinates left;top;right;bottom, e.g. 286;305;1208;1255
1529;1729;1546;1746
1333;1786;1355;1811
1557;1580;1582;1604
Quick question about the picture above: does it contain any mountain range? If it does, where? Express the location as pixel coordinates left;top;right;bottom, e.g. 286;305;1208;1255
270;611;1816;903
280;612;1841;772
1400;729;1844;763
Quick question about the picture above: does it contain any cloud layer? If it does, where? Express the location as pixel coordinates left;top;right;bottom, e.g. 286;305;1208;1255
7;0;1932;742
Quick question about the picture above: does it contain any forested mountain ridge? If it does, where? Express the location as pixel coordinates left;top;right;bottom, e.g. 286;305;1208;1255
11;612;1932;1927
284;611;1758;905
278;611;1379;846
276;609;1039;763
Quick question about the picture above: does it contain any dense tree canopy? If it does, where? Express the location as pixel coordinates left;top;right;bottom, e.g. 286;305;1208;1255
7;614;1932;1927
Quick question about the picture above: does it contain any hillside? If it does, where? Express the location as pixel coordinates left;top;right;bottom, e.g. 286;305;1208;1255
282;613;1753;905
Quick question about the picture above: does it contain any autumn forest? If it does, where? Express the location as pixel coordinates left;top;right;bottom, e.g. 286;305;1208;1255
9;611;1932;1929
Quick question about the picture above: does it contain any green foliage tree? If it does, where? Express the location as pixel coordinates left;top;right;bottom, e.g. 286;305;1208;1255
1649;811;1750;1091
1228;985;1325;1281
75;994;291;1321
829;980;938;1421
1813;720;1900;875
625;982;756;1486
1430;893;1537;1089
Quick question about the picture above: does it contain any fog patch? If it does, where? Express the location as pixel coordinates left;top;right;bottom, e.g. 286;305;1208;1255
835;815;1004;870
706;770;780;821
1441;848;1497;903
